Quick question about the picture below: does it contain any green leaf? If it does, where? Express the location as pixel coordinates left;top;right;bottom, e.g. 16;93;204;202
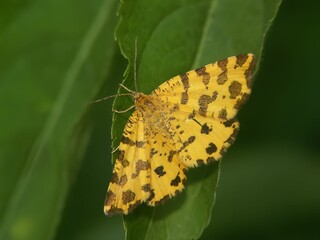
112;0;282;239
0;0;119;239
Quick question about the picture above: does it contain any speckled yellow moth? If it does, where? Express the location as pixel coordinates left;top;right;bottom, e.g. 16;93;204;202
103;52;255;215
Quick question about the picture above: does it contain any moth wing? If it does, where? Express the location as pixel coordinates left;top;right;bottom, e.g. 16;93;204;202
152;54;255;120
104;111;150;215
165;110;239;167
145;130;187;206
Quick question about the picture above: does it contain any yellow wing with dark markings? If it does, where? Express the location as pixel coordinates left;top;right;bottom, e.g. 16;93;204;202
164;110;239;167
145;129;187;206
149;54;255;167
152;54;255;120
104;54;255;215
104;110;187;214
104;111;150;215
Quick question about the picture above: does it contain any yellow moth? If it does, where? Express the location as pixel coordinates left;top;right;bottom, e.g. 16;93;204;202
104;53;255;215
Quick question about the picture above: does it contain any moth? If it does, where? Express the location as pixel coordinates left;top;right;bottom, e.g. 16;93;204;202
103;53;255;215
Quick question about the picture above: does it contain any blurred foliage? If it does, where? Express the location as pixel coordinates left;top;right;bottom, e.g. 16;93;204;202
0;0;121;239
0;0;319;240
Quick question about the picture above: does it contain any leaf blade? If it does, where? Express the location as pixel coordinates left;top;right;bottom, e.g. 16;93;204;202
112;0;282;239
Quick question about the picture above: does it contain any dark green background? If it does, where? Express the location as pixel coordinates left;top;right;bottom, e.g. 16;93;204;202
1;0;319;239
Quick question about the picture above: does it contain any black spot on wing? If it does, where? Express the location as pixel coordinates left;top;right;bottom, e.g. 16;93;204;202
206;143;217;155
170;173;181;187
201;123;212;134
198;92;218;116
122;190;135;205
229;81;242;99
235;54;249;68
154;166;166;177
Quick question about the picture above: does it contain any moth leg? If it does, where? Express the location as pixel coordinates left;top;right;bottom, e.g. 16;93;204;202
112;105;135;113
111;145;120;154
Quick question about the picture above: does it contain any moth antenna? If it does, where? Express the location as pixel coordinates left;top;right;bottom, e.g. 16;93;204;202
114;38;138;96
85;93;133;106
119;83;135;93
134;37;138;92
